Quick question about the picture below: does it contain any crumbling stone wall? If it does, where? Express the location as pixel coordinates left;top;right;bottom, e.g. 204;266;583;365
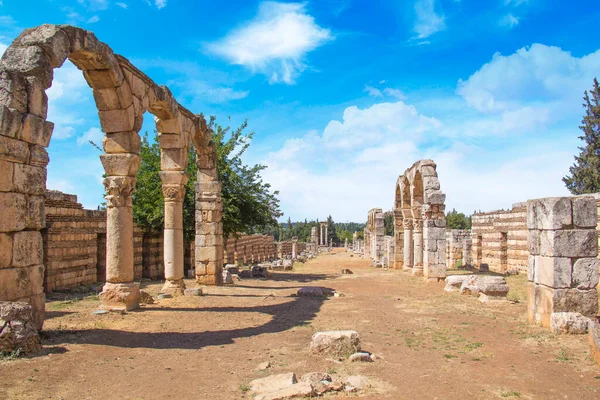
364;208;384;263
223;234;276;265
445;229;471;269
383;235;394;268
0;24;222;321
278;240;307;259
471;203;528;273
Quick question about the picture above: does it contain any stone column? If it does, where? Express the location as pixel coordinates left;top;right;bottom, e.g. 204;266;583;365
463;237;473;267
319;225;323;246
160;170;188;296
412;219;424;276
527;196;599;330
403;219;413;271
393;212;404;270
292;238;298;259
325;225;329;246
100;173;141;311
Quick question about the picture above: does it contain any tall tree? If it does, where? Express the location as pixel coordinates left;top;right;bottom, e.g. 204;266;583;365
564;78;600;194
131;117;282;240
383;211;394;236
326;215;337;246
446;208;471;230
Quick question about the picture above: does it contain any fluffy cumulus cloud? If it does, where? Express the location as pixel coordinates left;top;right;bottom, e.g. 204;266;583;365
206;1;332;84
261;43;599;221
413;0;446;40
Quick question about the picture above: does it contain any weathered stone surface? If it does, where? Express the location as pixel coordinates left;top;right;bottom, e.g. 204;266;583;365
345;375;370;391
100;153;141;176
590;320;600;366
341;268;353;274
0;135;30;164
139;290;155;304
349;352;373;362
102;131;141;154
98;282;140;311
0;105;23;138
250;372;297;394
572;258;599;290
460;275;508;297
310;330;361;356
184;288;204;296
0;45;53;88
256;361;271;371
254;382;313;400
98;105;135;133
12;24;70;68
534;256;572;289
20;114;53;147
12;231;43;267
0;301;41;354
0;233;12;269
527;197;572;230
222;270;233;284
539;230;597;258
444;275;470;292
550;312;590;334
283;259;293;270
13;163;46;195
573;197;597;228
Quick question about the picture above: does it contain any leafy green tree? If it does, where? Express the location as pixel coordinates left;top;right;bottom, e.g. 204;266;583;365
383;211;394;236
564;78;600;194
326;215;338;246
446;208;471;230
132;117;282;240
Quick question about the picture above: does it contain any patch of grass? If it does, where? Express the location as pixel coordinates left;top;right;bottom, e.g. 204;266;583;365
443;354;457;359
555;349;572;363
239;383;251;393
46;295;98;311
505;274;527;303
326;367;337;375
500;390;521;398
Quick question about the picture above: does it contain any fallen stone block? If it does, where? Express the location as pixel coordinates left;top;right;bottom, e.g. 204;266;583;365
255;382;314;400
310;330;361;356
444;275;470;292
460;275;509;301
256;361;271;371
0;301;41;354
550;312;591;334
250;372;297;394
283;260;293;270
589;319;600;366
184;288;204;297
344;375;370;392
297;287;324;297
349;352;373;362
341;269;353;274
223;270;233;284
139;290;155;304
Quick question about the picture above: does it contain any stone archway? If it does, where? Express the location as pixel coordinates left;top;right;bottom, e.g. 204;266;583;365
393;160;446;281
0;24;223;327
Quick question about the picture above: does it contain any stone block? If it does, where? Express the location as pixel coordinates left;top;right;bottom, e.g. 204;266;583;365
13;163;46;195
590;320;600;367
102;131;141;154
250;373;297;395
0;45;53;88
0;192;27;232
100;153;141;176
0;159;14;191
160;147;187;171
0;301;42;354
0;105;23;138
83;62;124;90
0;69;27;113
27;195;45;230
20;114;53;147
13;24;70;68
424;190;445;204
527;254;535;282
572;258;599;290
535;256;572;289
12;231;43;267
550;287;599;318
156;117;182;134
93;83;134;111
25;76;48;119
527;229;539;256
0;233;13;269
527;197;572;230
29;145;49;167
539;229;597;258
98;105;135;133
0;264;44;300
423;176;440;190
0;135;30;164
550;312;590;334
310;330;361;356
573;196;597;228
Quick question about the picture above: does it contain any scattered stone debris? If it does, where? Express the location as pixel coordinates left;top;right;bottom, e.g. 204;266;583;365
349;352;374;362
310;330;361;356
250;372;297;394
341;269;353;274
157;293;172;300
345;375;371;392
256;361;271;371
0;302;42;355
184;288;204;297
444;275;470;292
222;270;233;284
252;265;269;278
139;290;155;304
458;275;509;302
297;287;325;297
282;260;293;270
186;269;196;279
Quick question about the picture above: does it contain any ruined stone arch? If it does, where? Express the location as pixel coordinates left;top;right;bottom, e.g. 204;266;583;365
0;24;223;327
392;160;446;281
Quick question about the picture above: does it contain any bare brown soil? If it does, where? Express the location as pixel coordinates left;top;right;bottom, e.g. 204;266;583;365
1;250;600;399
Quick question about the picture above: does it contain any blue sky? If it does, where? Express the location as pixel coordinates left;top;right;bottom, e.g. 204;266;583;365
1;0;600;221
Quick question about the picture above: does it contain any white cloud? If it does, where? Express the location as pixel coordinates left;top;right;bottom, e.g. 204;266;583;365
77;127;104;146
155;0;167;9
177;80;249;103
413;0;446;40
364;85;383;97
383;88;406;100
206;1;332;84
116;2;128;9
87;15;100;23
456;44;600;114
261;43;598;221
505;0;529;6
500;13;519;28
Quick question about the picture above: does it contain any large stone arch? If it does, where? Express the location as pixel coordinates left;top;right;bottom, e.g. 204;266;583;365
393;160;446;281
0;24;223;327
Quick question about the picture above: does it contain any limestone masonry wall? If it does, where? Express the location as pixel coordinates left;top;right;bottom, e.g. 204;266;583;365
223;234;277;265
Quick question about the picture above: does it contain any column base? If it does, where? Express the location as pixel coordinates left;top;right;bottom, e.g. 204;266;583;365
99;282;140;311
161;279;186;296
412;266;424;277
196;275;222;286
403;265;412;272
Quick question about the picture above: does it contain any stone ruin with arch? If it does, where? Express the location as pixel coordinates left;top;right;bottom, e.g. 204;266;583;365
1;24;600;367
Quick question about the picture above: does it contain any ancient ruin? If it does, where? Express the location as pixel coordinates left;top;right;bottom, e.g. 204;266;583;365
0;24;223;324
393;160;447;281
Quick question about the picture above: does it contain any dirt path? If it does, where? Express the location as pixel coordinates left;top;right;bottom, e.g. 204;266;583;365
1;250;599;399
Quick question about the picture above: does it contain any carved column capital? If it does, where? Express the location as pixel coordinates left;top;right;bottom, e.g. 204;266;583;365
103;176;136;208
413;219;423;233
403;218;413;229
160;171;189;202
